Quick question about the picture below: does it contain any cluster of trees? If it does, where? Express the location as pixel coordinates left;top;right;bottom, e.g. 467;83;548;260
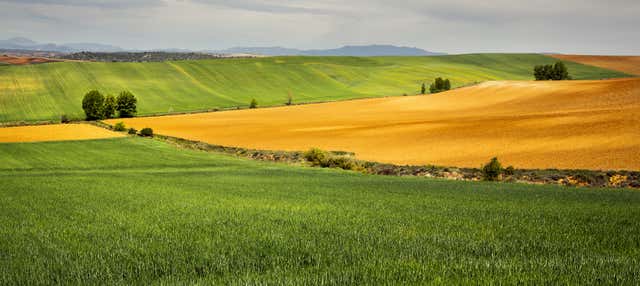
422;77;451;94
82;90;137;120
534;62;571;80
482;157;515;181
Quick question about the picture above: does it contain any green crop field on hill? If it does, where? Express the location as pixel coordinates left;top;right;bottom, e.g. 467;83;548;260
0;137;638;284
0;54;630;123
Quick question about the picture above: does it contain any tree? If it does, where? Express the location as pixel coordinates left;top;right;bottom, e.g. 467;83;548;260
249;98;258;109
533;62;570;80
82;90;104;120
482;157;503;181
103;95;117;118
429;77;452;94
553;61;570;80
116;91;137;117
421;83;426;95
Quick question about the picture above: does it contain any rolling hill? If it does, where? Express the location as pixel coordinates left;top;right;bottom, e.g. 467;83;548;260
551;54;640;76
109;78;640;170
0;54;630;123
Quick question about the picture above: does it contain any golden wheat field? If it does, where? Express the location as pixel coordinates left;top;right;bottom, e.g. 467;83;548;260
0;124;124;143
108;78;640;170
551;54;640;76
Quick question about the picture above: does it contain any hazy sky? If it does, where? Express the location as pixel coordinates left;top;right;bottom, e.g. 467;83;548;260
1;0;638;54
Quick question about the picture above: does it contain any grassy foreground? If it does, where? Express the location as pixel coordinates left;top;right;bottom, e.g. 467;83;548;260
0;54;629;122
0;138;639;284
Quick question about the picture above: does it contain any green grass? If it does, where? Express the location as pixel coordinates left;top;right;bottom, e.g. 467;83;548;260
1;137;638;284
0;54;630;122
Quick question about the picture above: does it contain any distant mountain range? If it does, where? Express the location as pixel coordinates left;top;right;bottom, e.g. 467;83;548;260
0;37;123;53
1;37;443;56
215;45;443;56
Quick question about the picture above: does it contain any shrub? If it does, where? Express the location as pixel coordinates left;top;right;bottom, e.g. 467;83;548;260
60;114;70;123
113;122;126;131
286;92;293;105
127;128;137;135
482;157;503;181
327;156;357;170
116;91;137;117
421;83;426;94
103;95;117;119
304;148;328;166
504;166;515;176
249;98;258;109
139;127;153;137
82;90;105;120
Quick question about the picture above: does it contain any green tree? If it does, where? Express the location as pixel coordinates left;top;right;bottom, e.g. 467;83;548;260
534;62;570;80
482;157;503;181
444;79;451;90
553;61;570;80
249;98;258;109
81;90;104;120
116;91;137;118
421;83;426;95
103;95;117;119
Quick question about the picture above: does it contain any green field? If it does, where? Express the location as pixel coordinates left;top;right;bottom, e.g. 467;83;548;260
0;54;630;123
1;137;638;284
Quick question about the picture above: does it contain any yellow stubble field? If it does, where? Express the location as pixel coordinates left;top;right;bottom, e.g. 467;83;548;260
0;124;124;143
108;78;640;170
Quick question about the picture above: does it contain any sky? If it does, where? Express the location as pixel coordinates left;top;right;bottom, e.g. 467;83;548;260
1;0;638;54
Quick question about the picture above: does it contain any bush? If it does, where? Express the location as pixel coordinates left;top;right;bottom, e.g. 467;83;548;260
482;157;503;181
304;148;328;166
82;90;105;120
139;127;153;137
127;128;137;135
60;114;70;123
326;156;357;170
249;98;258;109
286;92;293;105
504;166;515;176
303;148;360;171
103;95;117;119
116;91;137;117
113;122;126;131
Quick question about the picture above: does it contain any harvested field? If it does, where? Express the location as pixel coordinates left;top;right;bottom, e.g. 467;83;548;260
108;78;640;170
551;54;640;76
0;55;61;65
0;124;124;143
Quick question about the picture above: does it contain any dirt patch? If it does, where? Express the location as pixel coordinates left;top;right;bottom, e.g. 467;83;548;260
0;55;61;65
551;54;640;76
107;78;640;170
0;124;125;143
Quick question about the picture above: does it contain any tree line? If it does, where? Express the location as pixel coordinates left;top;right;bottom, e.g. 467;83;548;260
82;90;137;120
421;77;451;95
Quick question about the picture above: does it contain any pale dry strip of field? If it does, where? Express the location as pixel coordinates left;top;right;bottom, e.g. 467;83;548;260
0;124;124;143
551;54;640;76
109;78;640;170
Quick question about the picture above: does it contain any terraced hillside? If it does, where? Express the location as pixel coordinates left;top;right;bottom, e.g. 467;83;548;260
110;78;640;170
1;137;639;284
0;54;629;122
